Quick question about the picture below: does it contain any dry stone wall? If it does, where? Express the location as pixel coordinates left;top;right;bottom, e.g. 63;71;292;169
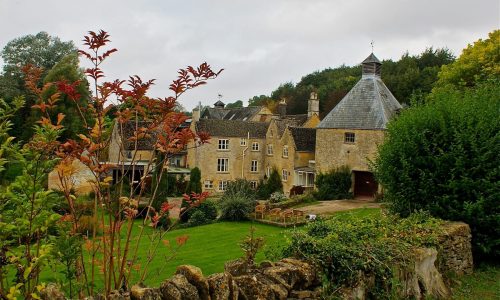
41;223;473;300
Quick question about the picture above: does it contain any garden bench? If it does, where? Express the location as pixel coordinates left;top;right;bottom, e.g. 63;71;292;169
255;204;267;219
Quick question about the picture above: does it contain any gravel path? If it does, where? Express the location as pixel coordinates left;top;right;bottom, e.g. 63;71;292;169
298;198;381;215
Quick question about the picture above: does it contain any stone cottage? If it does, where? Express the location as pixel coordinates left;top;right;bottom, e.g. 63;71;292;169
315;53;402;197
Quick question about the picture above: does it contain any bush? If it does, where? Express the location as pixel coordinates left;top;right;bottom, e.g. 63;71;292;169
282;212;442;297
289;185;305;196
181;200;218;225
257;168;283;199
218;194;255;221
180;167;203;222
374;81;500;261
219;179;257;221
186;210;214;227
269;192;287;203
314;166;352;200
76;215;101;236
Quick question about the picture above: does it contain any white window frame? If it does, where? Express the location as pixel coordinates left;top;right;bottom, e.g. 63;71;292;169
217;158;229;172
218;180;228;191
251;142;259;151
218;139;229;150
282;169;288;181
267;144;273;155
250;160;258;172
344;132;355;143
250;181;258;189
240;138;247;146
282;145;289;157
204;180;213;189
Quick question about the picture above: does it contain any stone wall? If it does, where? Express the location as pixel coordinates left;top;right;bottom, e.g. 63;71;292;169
41;223;473;300
315;128;385;174
437;222;473;276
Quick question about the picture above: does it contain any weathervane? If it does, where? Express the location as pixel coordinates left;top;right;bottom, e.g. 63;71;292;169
218;93;223;100
371;40;374;53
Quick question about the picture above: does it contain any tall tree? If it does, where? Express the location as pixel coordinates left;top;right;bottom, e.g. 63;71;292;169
42;53;90;141
0;32;76;141
434;30;499;89
225;100;243;108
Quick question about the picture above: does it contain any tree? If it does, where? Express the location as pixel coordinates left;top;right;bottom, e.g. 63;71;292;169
42;53;90;141
225;100;243;108
373;81;500;261
0;32;76;141
181;167;202;222
434;30;499;89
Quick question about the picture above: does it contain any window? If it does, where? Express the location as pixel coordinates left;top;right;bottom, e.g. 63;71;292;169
344;132;355;143
252;142;259;151
282;145;289;157
250;181;258;189
204;180;213;189
126;150;132;159
282;169;288;181
250;160;258;172
217;158;229;172
218;139;229;150
218;180;228;191
267;144;273;155
240;138;247;146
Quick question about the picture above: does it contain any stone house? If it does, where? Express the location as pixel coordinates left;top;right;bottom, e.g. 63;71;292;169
187;119;269;192
188;95;320;195
315;53;402;197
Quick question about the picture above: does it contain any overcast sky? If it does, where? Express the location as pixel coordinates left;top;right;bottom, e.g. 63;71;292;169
1;0;498;110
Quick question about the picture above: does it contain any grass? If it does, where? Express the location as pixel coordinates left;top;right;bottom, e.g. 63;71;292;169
450;264;500;299
41;221;288;289
328;207;382;219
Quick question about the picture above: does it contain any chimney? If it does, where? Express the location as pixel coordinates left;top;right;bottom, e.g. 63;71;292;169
192;101;202;122
278;98;287;117
308;92;319;117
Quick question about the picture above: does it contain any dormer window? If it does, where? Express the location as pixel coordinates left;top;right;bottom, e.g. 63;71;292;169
344;132;355;143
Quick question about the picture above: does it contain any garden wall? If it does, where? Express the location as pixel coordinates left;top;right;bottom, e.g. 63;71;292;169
41;222;473;300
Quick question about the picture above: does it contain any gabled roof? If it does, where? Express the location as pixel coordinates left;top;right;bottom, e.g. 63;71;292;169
317;73;402;130
289;127;316;152
117;121;157;150
195;119;269;138
201;106;263;121
273;114;309;137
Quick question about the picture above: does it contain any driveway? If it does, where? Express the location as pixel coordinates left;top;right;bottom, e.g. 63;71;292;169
298;198;381;215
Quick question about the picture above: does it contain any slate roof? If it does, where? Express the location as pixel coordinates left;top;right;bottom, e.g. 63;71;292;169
201;106;262;121
289;127;316;152
317;72;402;130
117;121;156;150
274;114;309;137
195;119;269;138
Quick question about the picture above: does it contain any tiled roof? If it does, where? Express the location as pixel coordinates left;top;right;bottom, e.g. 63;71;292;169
117;121;156;150
201;106;262;121
195;119;269;138
274;114;309;137
317;75;402;130
289;127;316;152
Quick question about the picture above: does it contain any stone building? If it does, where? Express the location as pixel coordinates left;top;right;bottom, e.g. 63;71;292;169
187;119;269;192
188;95;320;195
315;53;402;197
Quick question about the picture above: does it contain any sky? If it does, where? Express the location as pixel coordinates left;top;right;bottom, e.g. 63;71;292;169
0;0;498;110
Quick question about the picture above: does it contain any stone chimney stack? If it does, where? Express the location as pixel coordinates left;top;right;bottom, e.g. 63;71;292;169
308;92;319;117
192;107;200;122
278;98;287;117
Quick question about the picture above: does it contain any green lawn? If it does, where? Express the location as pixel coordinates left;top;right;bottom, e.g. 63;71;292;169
42;221;288;288
450;264;500;299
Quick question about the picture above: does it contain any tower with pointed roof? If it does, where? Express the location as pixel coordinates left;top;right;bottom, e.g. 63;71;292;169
315;53;402;198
